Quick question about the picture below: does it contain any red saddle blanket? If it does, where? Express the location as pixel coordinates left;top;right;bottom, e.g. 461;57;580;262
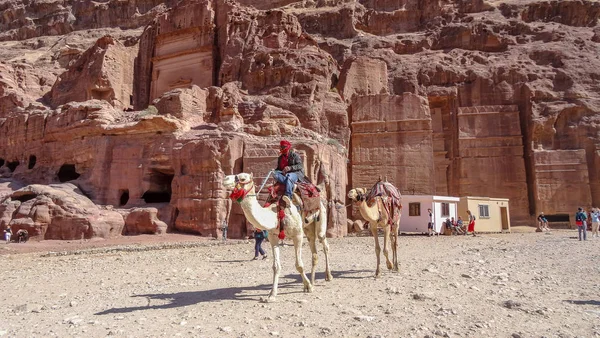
267;181;321;213
365;181;402;225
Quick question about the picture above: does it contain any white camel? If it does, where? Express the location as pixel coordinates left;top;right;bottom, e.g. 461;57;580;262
348;187;400;277
222;172;312;302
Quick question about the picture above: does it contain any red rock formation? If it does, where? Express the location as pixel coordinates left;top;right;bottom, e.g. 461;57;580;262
48;36;137;109
0;183;124;240
2;0;600;236
123;207;167;235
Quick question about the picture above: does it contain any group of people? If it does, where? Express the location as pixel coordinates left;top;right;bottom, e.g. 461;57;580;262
573;207;600;241
3;225;29;244
537;207;600;241
429;208;478;237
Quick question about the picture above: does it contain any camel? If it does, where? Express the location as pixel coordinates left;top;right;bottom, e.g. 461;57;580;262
347;184;401;277
222;172;312;302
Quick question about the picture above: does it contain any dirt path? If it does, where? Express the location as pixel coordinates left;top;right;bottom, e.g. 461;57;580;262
1;231;599;337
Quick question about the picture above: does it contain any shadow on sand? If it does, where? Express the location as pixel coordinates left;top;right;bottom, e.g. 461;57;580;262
94;269;371;315
565;300;600;306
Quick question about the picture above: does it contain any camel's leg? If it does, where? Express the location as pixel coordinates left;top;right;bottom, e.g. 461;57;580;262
316;205;332;281
382;224;393;270
305;222;318;286
265;233;281;302
292;233;313;293
319;234;333;281
392;223;399;272
372;225;382;278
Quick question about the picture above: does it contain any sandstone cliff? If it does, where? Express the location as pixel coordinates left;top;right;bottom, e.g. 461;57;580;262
1;0;600;239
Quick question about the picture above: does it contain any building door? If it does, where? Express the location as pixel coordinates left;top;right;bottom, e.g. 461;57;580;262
500;207;509;230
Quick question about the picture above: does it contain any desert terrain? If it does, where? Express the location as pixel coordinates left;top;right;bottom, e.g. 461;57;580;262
1;230;599;338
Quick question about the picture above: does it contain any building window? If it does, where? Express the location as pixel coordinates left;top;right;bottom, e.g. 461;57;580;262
479;204;490;218
441;203;450;217
409;203;421;216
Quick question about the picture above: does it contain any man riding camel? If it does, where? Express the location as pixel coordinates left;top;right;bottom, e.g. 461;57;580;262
273;140;305;198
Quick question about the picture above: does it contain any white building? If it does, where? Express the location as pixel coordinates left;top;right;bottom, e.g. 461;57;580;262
399;195;460;234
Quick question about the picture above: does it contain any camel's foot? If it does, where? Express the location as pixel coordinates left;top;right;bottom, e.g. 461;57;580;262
259;296;277;303
392;265;399;272
303;283;314;293
325;272;333;281
386;261;393;270
374;269;381;278
260;291;278;303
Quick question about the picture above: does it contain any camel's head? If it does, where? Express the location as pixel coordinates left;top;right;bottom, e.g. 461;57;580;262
347;188;368;202
222;173;254;190
222;173;256;202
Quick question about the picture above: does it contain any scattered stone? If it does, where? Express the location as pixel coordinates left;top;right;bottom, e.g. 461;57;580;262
413;293;432;301
461;274;473;279
386;287;400;294
354;315;375;322
320;327;332;335
219;327;232;332
503;300;522;309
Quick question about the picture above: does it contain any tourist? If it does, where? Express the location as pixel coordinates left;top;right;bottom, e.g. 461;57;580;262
537;212;550;232
575;207;587;241
273;140;305;198
427;208;434;237
221;219;228;241
253;228;268;260
591;208;600;238
466;210;476;237
16;229;28;243
4;225;11;244
456;216;465;235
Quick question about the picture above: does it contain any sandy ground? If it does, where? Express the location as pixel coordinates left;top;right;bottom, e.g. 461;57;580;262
0;230;599;338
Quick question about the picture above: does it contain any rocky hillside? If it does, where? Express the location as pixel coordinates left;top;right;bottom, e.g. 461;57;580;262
1;0;599;240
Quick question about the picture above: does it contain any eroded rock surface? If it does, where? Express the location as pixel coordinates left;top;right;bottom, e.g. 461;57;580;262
0;183;124;239
1;0;600;238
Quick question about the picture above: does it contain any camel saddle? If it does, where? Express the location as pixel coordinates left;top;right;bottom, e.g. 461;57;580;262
266;179;321;213
365;181;402;225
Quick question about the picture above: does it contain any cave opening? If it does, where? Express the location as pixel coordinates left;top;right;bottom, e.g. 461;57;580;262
57;164;81;182
119;189;130;206
13;193;37;203
0;158;4;167
90;88;112;101
141;170;174;203
7;161;19;172
28;155;37;169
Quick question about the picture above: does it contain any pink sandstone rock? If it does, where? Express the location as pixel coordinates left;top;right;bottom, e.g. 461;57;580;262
123;207;167;235
48;36;137;109
0;183;124;240
2;0;600;235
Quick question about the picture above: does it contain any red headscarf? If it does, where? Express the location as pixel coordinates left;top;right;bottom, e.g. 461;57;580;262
279;140;292;170
280;140;291;155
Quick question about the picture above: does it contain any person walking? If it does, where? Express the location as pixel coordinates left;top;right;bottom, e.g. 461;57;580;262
591;208;600;238
253;228;268;260
427;208;434;237
4;225;12;244
466;210;476;237
221;219;228;242
575;207;588;241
